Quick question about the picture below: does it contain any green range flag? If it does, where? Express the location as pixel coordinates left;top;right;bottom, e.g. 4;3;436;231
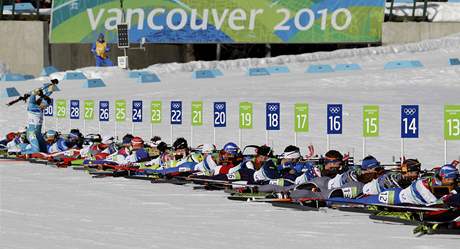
115;100;127;122
191;101;203;126
151;101;162;124
56;99;67;119
239;102;253;129
363;105;379;137
294;103;309;133
444;105;460;140
84;100;95;120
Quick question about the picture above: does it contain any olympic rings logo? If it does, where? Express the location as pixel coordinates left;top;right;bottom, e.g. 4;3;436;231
329;107;341;114
71;101;79;107
134;102;142;108
172;103;181;109
100;102;108;108
215;104;225;110
268;105;278;112
404;108;417;116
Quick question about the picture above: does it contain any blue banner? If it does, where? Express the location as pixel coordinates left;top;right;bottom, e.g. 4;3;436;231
266;103;280;131
99;101;110;122
171;101;182;125
401;105;419;138
327;104;343;134
44;99;53;117
132;100;143;123
214;102;227;128
70;100;80;120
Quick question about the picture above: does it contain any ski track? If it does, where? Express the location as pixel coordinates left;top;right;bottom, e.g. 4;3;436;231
1;164;459;249
1;34;460;248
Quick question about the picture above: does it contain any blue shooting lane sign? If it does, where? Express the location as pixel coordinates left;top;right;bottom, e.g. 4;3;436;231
170;101;182;125
327;104;343;134
401;105;419;138
132;100;143;123
44;99;53;117
266;103;280;130
99;101;110;122
70;100;80;120
214;102;227;128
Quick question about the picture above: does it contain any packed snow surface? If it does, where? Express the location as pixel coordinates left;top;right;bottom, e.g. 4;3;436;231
1;33;460;249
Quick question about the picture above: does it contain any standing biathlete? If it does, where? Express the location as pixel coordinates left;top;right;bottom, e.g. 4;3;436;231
21;80;57;154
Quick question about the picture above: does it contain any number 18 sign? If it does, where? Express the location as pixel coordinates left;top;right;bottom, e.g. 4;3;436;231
401;105;419;138
266;103;280;130
327;104;342;134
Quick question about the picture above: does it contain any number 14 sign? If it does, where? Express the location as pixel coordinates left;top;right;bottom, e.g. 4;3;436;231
401;105;419;138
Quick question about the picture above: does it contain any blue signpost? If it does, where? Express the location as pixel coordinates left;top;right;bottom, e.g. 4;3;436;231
213;102;226;145
327;104;343;150
170;101;182;143
400;105;419;161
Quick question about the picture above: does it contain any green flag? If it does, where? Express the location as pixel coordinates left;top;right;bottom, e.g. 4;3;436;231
444;105;460;140
84;100;95;120
151;101;162;124
191;101;203;126
294;103;309;133
115;100;126;122
363;105;379;137
239;102;253;129
56;99;67;119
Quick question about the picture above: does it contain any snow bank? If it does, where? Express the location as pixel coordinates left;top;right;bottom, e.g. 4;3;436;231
0;62;9;76
145;32;460;75
385;2;460;22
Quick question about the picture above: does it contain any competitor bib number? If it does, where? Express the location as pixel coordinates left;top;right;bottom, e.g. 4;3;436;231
171;101;182;125
401;105;419;138
132;100;143;123
151;101;162;124
327;104;342;134
214;102;226;128
239;102;253;129
99;101;110;122
266;103;280;131
444;105;460;140
70;100;80;119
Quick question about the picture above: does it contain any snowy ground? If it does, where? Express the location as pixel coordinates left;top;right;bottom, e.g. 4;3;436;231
1;164;459;249
1;33;460;248
385;2;460;22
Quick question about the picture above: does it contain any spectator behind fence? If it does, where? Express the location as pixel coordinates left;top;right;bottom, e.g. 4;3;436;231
91;33;113;67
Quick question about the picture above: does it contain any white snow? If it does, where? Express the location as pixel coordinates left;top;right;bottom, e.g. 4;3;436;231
386;2;460;22
1;32;460;249
0;62;8;77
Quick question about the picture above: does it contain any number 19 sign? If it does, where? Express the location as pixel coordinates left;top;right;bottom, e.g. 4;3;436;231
401;105;419;138
266;103;280;130
327;104;342;134
239;102;253;129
